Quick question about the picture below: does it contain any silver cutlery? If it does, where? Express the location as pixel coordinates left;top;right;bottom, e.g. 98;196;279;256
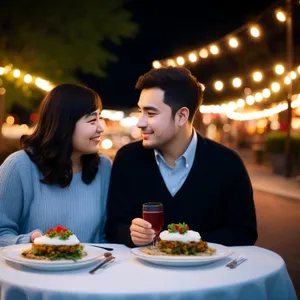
229;257;247;268
226;255;247;269
226;255;244;267
89;253;116;274
89;245;114;251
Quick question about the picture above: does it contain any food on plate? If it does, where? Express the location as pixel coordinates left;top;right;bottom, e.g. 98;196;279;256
21;225;86;261
141;223;216;256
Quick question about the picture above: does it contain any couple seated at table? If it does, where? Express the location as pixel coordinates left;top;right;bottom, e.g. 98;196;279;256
0;66;257;248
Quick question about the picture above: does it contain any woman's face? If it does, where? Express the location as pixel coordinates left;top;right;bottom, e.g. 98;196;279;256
72;109;105;155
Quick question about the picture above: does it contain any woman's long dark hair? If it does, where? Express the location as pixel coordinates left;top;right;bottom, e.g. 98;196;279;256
21;83;102;188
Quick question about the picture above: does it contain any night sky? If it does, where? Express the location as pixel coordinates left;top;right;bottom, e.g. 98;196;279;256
80;0;299;110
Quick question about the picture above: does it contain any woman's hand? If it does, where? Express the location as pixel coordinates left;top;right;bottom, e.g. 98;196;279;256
31;231;42;242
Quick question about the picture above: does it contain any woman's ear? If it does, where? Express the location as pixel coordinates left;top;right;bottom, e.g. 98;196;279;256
175;107;189;126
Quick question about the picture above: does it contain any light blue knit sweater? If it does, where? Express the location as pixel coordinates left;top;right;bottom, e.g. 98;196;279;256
0;150;112;246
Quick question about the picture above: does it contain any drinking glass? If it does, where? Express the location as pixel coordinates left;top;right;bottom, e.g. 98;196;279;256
142;202;164;246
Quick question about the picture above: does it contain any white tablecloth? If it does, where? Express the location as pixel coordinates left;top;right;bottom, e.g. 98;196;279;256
0;244;297;300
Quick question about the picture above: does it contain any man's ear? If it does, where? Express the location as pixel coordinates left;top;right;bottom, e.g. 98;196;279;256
175;107;189;126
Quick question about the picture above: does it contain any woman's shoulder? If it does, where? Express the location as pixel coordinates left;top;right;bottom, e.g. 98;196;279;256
99;154;112;168
95;155;112;182
0;150;35;178
1;150;31;167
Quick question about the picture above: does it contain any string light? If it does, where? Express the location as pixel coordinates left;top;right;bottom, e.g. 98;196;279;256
276;10;286;22
152;61;161;69
246;95;255;105
0;64;54;92
274;64;285;75
199;66;300;116
228;37;239;48
167;59;176;66
209;45;219;55
232;77;242;88
226;94;300;121
253;71;263;82
24;74;32;83
290;71;297;79
13;69;21;78
284;75;292;85
176;56;185;65
153;4;288;68
255;92;263;102
249;26;261;38
214;81;224;91
199;49;209;58
208;63;298;92
237;98;245;108
188;53;198;62
226;102;289;120
262;88;271;98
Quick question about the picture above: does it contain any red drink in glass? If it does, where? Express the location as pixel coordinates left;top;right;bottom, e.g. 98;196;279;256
143;202;164;243
143;211;164;235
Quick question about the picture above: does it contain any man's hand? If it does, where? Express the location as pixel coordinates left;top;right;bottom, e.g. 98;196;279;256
31;231;42;242
130;218;154;246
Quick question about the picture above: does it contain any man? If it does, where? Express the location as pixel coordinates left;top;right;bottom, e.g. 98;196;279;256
105;66;257;247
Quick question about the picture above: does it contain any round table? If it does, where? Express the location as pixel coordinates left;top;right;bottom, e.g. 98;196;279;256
0;244;297;300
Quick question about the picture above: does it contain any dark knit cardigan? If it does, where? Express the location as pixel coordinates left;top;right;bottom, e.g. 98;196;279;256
105;133;257;247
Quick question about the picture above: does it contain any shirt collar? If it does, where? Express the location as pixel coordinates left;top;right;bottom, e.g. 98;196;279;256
154;129;198;168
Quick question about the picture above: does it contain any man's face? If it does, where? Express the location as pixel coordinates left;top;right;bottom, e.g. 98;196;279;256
137;88;177;149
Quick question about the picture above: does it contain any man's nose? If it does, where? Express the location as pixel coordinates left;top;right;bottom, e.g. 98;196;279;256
136;115;147;128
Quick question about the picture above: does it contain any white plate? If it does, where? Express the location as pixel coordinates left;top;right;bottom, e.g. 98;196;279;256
131;243;233;266
0;244;106;271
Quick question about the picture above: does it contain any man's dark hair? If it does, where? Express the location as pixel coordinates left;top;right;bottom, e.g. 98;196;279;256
135;66;203;122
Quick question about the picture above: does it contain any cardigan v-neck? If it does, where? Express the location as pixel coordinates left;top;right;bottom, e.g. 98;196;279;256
105;133;257;247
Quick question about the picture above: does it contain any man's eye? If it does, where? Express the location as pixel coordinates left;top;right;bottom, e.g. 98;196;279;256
148;112;155;116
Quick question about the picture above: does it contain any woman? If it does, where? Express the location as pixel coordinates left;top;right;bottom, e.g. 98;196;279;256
0;83;112;246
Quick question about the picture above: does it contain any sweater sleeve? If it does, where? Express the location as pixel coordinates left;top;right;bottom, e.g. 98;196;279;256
202;152;258;246
0;152;41;246
105;148;135;247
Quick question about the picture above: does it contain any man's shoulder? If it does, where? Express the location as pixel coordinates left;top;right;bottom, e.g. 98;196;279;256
113;140;154;166
201;136;243;163
116;140;146;156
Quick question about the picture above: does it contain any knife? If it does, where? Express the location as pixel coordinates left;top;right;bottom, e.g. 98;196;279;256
89;245;114;251
89;255;115;274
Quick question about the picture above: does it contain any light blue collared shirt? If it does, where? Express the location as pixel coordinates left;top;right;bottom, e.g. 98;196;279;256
154;130;197;196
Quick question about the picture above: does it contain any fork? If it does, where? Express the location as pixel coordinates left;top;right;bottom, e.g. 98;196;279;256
229;257;247;269
226;255;247;268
